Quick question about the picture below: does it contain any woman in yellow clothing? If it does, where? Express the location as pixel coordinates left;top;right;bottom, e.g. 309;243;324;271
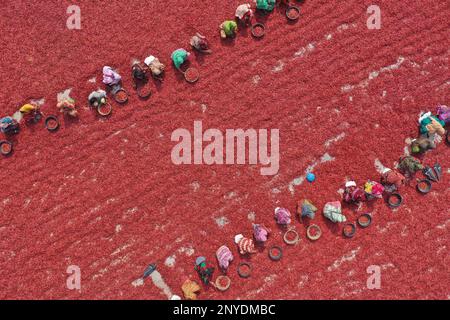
19;103;38;114
19;103;42;123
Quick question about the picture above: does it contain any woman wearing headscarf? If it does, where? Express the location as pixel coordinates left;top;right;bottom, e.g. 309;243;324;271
190;33;212;53
0;116;20;135
144;55;165;79
171;48;190;71
256;0;276;12
219;20;238;39
235;3;253;25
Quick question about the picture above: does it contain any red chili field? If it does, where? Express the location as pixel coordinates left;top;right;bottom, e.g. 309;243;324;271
0;0;449;300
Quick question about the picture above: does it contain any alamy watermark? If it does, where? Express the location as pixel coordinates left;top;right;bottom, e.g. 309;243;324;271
66;5;81;30
367;5;381;30
366;265;381;289
66;265;81;290
171;121;279;176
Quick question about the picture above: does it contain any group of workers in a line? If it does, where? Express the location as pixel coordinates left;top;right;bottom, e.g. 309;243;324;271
180;106;449;300
2;1;301;142
0;30;214;144
221;1;298;39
